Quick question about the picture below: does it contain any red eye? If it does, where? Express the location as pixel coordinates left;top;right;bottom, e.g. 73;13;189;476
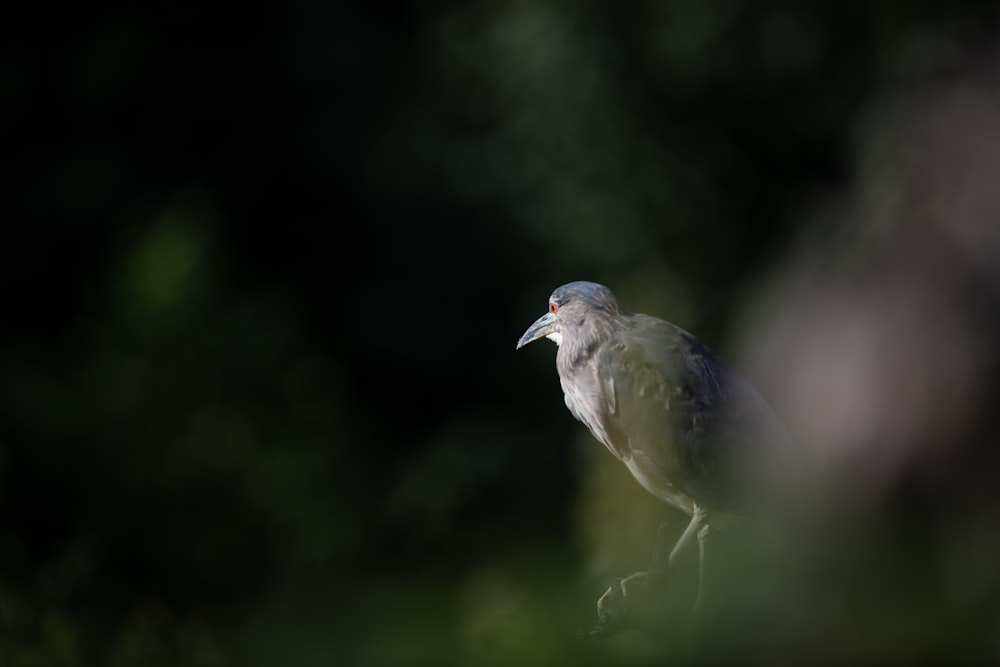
549;303;559;314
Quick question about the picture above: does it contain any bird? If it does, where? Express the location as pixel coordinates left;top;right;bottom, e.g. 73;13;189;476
516;281;794;620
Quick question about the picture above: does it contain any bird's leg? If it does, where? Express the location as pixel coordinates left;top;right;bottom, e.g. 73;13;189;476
694;523;711;611
588;509;710;634
669;504;708;565
666;505;710;610
595;517;676;625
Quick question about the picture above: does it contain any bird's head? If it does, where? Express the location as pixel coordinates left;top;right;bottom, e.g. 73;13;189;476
516;281;623;350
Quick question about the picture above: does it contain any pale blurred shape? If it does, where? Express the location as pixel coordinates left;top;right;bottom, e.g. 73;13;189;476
738;58;1000;505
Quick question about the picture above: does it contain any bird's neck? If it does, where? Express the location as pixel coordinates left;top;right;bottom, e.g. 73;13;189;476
557;334;603;375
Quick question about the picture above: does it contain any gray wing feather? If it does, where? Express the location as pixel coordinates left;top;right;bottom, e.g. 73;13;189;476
599;315;787;512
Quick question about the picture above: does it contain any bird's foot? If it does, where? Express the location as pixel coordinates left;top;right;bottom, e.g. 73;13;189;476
576;571;648;639
598;571;647;624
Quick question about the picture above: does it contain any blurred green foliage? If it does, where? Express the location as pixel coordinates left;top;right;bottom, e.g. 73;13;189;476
2;1;1000;665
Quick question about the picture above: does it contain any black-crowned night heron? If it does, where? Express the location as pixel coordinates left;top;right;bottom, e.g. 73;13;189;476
517;281;793;622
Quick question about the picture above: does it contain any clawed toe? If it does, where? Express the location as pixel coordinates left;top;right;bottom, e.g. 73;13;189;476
579;572;651;638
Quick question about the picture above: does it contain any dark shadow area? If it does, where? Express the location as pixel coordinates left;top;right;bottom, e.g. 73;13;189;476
3;2;1000;664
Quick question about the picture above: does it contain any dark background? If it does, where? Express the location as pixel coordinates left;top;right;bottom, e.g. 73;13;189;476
4;2;1000;665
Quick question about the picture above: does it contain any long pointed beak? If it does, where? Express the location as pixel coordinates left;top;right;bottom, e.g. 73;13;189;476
516;312;557;350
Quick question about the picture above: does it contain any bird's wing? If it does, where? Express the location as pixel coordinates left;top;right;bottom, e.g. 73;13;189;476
600;315;788;513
